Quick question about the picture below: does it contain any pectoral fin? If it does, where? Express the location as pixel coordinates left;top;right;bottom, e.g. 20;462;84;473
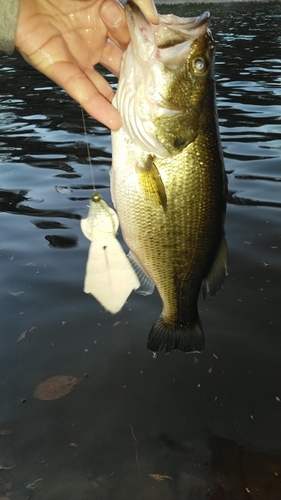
136;155;167;212
202;235;229;300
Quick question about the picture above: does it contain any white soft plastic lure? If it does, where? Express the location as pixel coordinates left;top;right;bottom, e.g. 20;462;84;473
80;192;140;313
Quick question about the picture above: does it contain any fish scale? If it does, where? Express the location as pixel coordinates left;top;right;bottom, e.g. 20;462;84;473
113;132;223;318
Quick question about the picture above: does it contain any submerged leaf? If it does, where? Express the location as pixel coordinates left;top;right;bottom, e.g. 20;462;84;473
17;330;27;342
17;326;36;342
149;474;173;482
33;375;81;400
0;429;12;436
26;478;43;490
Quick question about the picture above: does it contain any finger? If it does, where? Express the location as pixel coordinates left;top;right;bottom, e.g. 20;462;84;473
47;61;121;130
99;39;124;78
100;0;130;48
85;66;115;101
82;92;121;131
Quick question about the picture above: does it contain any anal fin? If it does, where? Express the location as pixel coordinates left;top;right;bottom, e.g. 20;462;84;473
128;250;155;296
202;235;229;300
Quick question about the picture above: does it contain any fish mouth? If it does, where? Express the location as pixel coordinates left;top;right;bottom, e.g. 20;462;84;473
125;1;210;52
126;1;151;26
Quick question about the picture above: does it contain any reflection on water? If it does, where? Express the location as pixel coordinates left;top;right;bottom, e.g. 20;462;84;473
0;2;281;499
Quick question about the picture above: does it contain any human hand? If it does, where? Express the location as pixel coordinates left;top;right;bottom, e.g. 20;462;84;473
15;0;158;130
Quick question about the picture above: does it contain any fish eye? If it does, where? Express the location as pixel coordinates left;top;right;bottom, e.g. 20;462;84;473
192;56;208;74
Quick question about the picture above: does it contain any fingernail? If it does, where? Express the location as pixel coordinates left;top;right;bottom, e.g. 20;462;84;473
109;113;122;131
101;2;123;27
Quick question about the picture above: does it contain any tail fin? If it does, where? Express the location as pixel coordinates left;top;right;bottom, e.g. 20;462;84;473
147;316;205;354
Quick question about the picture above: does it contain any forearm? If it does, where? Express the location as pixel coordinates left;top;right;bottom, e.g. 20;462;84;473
0;0;20;54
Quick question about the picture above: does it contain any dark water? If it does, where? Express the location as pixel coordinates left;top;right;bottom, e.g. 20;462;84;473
0;3;281;499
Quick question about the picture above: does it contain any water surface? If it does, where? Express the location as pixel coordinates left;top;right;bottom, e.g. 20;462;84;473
0;3;281;499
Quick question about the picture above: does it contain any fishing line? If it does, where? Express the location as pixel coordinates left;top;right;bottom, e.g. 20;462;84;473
81;105;96;192
80;105;112;273
80;105;117;231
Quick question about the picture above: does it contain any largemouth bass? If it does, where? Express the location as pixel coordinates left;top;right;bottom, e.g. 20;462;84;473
111;2;228;353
